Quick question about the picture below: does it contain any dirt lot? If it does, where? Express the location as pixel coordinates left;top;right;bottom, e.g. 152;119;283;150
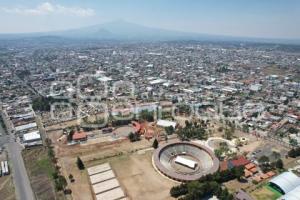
22;147;65;200
51;126;179;200
86;150;177;200
0;175;15;200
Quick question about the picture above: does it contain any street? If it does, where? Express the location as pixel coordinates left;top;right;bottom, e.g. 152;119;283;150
0;115;35;200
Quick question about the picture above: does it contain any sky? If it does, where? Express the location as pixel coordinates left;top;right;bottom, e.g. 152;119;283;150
0;0;300;39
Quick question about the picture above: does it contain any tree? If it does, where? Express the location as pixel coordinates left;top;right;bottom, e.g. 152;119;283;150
76;157;85;170
45;138;52;147
165;126;175;135
224;128;233;140
152;139;159;149
139;110;154;122
290;138;298;147
128;132;140;142
55;175;67;191
258;155;270;164
67;129;75;141
69;174;75;182
275;159;284;169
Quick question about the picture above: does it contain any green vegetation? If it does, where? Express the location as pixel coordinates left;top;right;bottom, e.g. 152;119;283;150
258;155;284;173
177;121;207;140
36;155;55;179
288;147;300;158
252;184;282;200
165;125;175;135
289;138;298;147
76;157;85;170
214;142;232;161
170;166;244;200
0;114;7;132
152;138;159;149
32;96;69;112
139;110;154;122
128;132;141;142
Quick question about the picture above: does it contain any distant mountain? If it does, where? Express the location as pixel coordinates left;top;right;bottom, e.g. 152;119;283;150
51;20;214;41
1;20;300;45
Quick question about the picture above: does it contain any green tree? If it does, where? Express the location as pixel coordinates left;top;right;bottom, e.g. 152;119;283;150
165;126;175;135
76;157;85;170
152;139;159;149
55;175;67;191
290;138;298;147
275;159;284;169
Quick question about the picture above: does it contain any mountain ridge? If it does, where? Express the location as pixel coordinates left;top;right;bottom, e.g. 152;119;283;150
0;20;300;45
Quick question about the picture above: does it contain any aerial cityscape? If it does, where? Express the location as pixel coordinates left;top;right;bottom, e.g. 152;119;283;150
0;1;300;200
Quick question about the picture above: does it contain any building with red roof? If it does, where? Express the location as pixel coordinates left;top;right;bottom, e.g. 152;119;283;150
72;131;87;142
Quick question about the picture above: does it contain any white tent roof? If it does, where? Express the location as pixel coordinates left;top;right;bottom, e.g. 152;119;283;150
269;172;300;194
280;185;300;200
157;120;176;128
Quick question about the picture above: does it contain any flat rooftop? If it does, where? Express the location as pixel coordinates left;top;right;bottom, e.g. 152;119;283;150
92;178;120;195
88;163;111;176
96;187;125;200
90;170;115;185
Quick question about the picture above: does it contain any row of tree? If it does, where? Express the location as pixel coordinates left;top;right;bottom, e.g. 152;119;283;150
46;139;68;192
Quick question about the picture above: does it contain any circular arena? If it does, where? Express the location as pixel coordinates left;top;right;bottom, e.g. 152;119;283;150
153;141;219;182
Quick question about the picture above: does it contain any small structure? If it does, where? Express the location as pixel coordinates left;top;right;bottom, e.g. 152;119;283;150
175;156;197;169
88;163;127;200
72;131;87;142
156;119;176;129
23;131;42;147
220;156;250;171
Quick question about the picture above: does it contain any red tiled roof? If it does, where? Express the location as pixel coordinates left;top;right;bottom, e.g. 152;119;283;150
266;171;276;177
132;121;141;132
245;163;256;170
72;131;87;140
220;161;228;171
249;167;258;173
230;156;250;167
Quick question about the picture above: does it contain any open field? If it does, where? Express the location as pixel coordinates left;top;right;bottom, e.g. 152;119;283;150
56;136;177;200
250;185;282;200
22;147;65;200
87;150;177;200
0;175;16;200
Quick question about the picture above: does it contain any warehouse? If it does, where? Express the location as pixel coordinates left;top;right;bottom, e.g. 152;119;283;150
269;172;300;194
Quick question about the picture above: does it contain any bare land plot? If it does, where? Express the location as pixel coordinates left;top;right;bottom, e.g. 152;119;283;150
22;147;65;200
0;175;16;200
87;151;177;200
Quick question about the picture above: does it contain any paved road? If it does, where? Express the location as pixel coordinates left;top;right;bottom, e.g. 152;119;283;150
7;140;35;200
0;114;35;200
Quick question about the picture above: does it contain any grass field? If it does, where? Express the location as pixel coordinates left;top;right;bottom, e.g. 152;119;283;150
251;184;282;200
22;147;65;200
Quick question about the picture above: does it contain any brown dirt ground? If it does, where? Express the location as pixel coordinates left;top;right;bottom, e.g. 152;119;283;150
0;175;16;200
22;147;65;200
86;150;177;200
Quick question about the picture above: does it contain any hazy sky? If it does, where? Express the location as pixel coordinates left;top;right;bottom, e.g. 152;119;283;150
0;0;300;39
